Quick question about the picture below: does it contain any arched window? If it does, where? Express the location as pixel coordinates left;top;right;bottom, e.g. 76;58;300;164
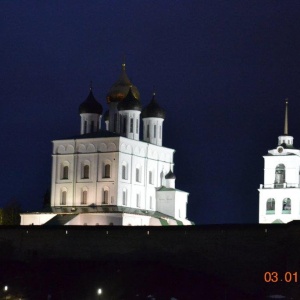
275;164;285;187
122;189;127;206
147;124;150;138
266;198;275;214
122;164;127;180
103;189;109;204
61;191;67;205
136;168;140;182
83;165;89;179
282;198;291;214
149;171;153;184
136;194;140;208
136;120;139;134
104;164;111;178
62;166;69;180
81;190;87;205
154;125;156;138
130;118;133;133
150;196;153;210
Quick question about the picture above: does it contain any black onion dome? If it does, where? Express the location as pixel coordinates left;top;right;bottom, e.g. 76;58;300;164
165;170;176;179
104;110;109;121
117;87;142;111
106;64;140;103
79;89;103;114
142;93;165;119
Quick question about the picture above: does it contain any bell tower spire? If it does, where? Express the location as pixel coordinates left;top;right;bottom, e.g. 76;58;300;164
278;98;293;147
284;98;288;135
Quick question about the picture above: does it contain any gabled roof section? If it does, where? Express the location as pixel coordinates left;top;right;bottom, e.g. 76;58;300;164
156;186;187;193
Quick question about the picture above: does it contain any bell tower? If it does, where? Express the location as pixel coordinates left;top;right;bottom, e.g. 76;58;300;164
258;99;300;224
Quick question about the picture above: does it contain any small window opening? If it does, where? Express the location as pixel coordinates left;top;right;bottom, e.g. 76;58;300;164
103;190;108;204
130;118;133;133
104;164;111;178
61;191;67;205
122;164;127;180
62;166;69;179
136;168;140;182
83;165;89;179
81;190;87;204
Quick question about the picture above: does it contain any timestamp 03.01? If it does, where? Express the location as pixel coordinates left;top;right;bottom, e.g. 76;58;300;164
264;272;298;283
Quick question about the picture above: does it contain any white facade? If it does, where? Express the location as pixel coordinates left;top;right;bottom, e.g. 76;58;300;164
259;101;300;224
21;64;192;226
50;136;175;210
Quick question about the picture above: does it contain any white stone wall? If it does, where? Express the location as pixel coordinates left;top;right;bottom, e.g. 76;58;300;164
156;190;188;220
117;137;175;210
68;213;123;225
63;213;151;226
122;213;151;226
51;138;120;207
156;190;175;217
174;191;188;220
51;137;175;210
20;213;56;225
20;212;192;226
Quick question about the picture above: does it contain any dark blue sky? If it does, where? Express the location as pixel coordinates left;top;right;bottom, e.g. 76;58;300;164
1;1;300;224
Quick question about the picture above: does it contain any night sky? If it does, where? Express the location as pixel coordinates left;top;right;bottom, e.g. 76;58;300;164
1;1;300;225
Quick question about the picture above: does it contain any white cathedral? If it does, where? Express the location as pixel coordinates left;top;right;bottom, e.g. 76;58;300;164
21;63;193;226
259;100;300;224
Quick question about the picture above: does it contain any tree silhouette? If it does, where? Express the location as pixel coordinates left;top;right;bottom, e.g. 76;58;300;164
2;199;21;225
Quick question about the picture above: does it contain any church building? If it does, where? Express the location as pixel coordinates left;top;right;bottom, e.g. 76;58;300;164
21;63;193;226
259;100;300;224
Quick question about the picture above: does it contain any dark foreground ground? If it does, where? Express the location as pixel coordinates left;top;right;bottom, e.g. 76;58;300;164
0;223;299;299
